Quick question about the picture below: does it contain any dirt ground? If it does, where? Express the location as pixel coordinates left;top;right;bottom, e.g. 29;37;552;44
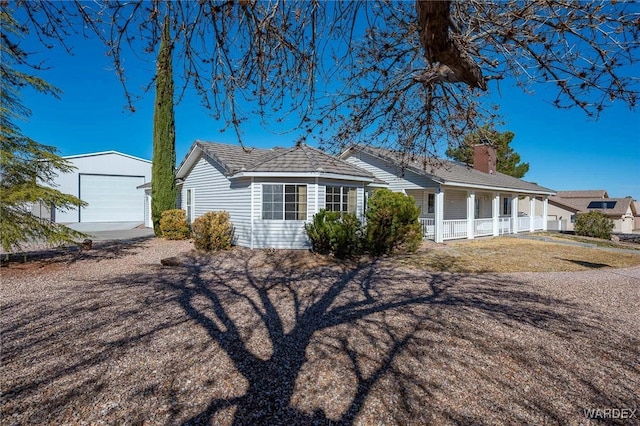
1;238;639;425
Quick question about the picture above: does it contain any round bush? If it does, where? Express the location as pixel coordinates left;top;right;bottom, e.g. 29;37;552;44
191;211;233;251
574;211;614;239
305;209;362;259
365;189;422;255
159;209;190;240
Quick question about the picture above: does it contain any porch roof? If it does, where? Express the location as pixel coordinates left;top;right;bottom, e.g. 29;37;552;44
343;146;556;195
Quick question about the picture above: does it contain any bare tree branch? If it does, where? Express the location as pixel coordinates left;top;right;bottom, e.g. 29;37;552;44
11;0;640;157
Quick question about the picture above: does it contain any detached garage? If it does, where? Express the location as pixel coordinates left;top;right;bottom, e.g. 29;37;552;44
41;151;152;224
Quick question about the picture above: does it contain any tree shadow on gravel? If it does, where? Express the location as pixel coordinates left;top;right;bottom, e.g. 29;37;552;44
2;248;638;425
0;236;154;268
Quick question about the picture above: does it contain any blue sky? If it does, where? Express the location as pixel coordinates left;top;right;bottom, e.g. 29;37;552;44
18;19;640;200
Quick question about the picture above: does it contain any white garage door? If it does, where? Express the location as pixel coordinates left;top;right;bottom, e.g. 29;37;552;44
80;174;145;222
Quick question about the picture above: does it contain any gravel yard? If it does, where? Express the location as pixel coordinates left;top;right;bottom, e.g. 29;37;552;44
2;238;639;425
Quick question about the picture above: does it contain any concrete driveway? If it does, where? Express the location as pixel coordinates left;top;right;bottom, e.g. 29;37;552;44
64;222;155;241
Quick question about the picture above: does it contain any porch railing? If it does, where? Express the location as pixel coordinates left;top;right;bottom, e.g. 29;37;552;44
443;219;467;240
517;217;530;232
533;215;544;230
499;217;511;235
419;218;435;239
473;218;494;237
422;216;543;241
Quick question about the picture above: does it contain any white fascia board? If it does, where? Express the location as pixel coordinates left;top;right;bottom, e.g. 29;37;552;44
63;151;151;163
175;145;203;179
230;171;374;182
442;181;555;196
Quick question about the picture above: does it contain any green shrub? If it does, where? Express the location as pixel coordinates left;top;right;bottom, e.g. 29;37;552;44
305;209;363;259
159;209;190;240
574;211;615;239
191;211;233;251
365;189;422;255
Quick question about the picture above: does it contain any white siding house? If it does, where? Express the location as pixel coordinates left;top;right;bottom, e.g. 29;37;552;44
37;151;151;223
172;141;556;249
175;141;375;249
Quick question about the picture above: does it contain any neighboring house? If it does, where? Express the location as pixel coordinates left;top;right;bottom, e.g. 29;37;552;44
548;192;637;233
635;201;640;231
340;145;556;243
33;151;152;223
174;141;376;249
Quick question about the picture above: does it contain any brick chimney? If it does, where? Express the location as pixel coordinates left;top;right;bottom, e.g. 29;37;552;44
473;144;497;174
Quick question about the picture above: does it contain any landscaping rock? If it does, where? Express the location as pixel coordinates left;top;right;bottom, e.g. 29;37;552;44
160;256;183;267
80;239;93;250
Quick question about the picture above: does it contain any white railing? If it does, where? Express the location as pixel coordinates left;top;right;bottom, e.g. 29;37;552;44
443;219;468;240
419;218;435;239
427;214;545;241
499;217;511;235
533;216;544;230
518;217;530;232
474;218;494;237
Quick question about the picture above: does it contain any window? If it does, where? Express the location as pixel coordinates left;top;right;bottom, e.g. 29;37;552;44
427;193;435;214
262;184;307;220
186;188;194;223
475;198;481;218
326;186;357;213
502;197;512;216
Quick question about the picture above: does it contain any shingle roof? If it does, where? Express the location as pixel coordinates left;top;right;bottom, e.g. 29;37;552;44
195;141;272;175
346;146;555;194
244;144;374;178
194;141;374;179
550;196;635;217
555;190;608;198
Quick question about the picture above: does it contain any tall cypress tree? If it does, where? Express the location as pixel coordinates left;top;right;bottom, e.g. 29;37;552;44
151;15;177;236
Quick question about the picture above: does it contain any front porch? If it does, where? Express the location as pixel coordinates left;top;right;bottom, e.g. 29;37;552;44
419;216;546;241
407;188;549;243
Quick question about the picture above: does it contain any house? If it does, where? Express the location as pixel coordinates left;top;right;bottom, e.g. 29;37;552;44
172;140;555;248
548;191;638;233
173;141;376;249
33;151;152;223
340;144;556;243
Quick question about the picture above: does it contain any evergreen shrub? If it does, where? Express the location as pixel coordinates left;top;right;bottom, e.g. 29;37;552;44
574;211;615;240
305;209;363;259
365;189;422;255
159;209;190;240
192;211;233;251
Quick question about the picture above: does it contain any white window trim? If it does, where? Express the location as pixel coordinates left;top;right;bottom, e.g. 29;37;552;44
261;183;308;221
325;185;357;214
186;188;195;223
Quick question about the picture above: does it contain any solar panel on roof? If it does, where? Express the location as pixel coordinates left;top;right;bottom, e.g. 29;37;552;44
587;201;617;209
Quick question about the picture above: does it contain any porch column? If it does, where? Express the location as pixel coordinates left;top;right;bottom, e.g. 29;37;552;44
543;196;549;231
511;195;519;234
492;193;500;237
529;196;535;232
435;187;444;243
467;191;475;239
